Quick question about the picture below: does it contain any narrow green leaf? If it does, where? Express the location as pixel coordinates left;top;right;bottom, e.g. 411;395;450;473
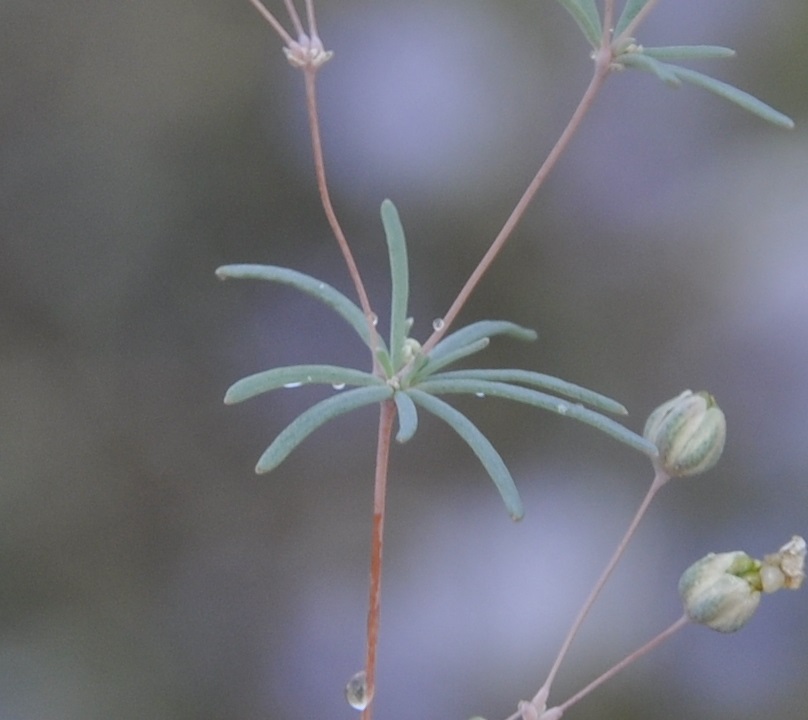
225;364;383;405
619;52;681;86
614;0;652;39
216;264;386;351
555;0;602;49
408;389;524;520
641;45;736;61
381;200;410;370
669;65;795;129
376;349;395;378
255;385;393;473
416;378;657;457
412;338;490;382
426;369;627;415
429;321;537;363
393;391;419;443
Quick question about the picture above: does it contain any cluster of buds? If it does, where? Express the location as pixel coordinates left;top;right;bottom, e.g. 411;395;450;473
679;536;806;632
644;392;804;631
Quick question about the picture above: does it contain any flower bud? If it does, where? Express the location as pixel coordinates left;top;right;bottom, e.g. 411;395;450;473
644;390;726;477
679;551;761;632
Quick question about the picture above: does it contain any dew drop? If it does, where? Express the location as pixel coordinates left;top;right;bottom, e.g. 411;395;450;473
370;313;379;327
283;381;303;388
556;403;568;415
432;317;445;331
332;382;346;390
475;392;485;398
345;670;371;711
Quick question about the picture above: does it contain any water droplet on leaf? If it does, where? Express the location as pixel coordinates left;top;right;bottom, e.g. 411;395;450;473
475;392;485;398
556;403;568;415
432;318;445;331
332;382;346;390
283;381;303;388
370;313;379;327
345;670;371;711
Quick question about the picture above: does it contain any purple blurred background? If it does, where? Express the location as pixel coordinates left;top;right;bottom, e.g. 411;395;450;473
1;1;807;719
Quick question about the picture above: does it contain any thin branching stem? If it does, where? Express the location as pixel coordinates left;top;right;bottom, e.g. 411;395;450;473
283;0;306;37
602;0;615;46
302;68;382;364
248;0;381;362
247;0;295;45
305;0;319;39
555;615;689;715
418;53;614;359
535;469;670;702
613;0;661;49
361;400;397;720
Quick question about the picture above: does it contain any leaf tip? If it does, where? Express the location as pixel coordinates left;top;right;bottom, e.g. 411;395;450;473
255;459;274;474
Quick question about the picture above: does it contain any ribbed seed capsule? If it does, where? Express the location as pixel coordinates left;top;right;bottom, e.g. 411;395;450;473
644;390;726;477
679;551;761;632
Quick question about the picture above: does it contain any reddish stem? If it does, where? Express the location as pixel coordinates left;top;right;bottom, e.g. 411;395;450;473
554;615;689;716
302;68;382;364
536;470;669;701
361;399;396;720
418;53;613;359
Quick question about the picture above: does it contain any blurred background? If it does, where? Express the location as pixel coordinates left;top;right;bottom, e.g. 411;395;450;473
1;1;807;719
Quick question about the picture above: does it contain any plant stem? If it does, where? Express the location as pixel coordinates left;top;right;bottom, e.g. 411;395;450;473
247;0;381;360
419;53;613;358
553;615;689;716
535;469;669;702
247;0;295;45
613;0;661;49
282;0;305;37
361;399;397;720
602;0;615;46
303;69;382;362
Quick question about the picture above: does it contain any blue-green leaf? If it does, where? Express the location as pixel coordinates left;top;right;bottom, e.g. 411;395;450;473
426;369;627;415
376;349;395;378
216;264;386;351
225;364;383;405
416;378;657;457
619;51;681;86
614;0;653;40
255;385;393;473
641;45;736;61
407;389;524;520
555;0;602;49
412;338;490;382
381;200;410;370
393;391;419;443
429;321;537;363
669;65;794;129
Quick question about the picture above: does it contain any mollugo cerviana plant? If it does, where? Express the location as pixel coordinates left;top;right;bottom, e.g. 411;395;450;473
216;1;802;718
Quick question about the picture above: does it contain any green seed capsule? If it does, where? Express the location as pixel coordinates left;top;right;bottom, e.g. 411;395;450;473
679;551;761;632
644;390;726;477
